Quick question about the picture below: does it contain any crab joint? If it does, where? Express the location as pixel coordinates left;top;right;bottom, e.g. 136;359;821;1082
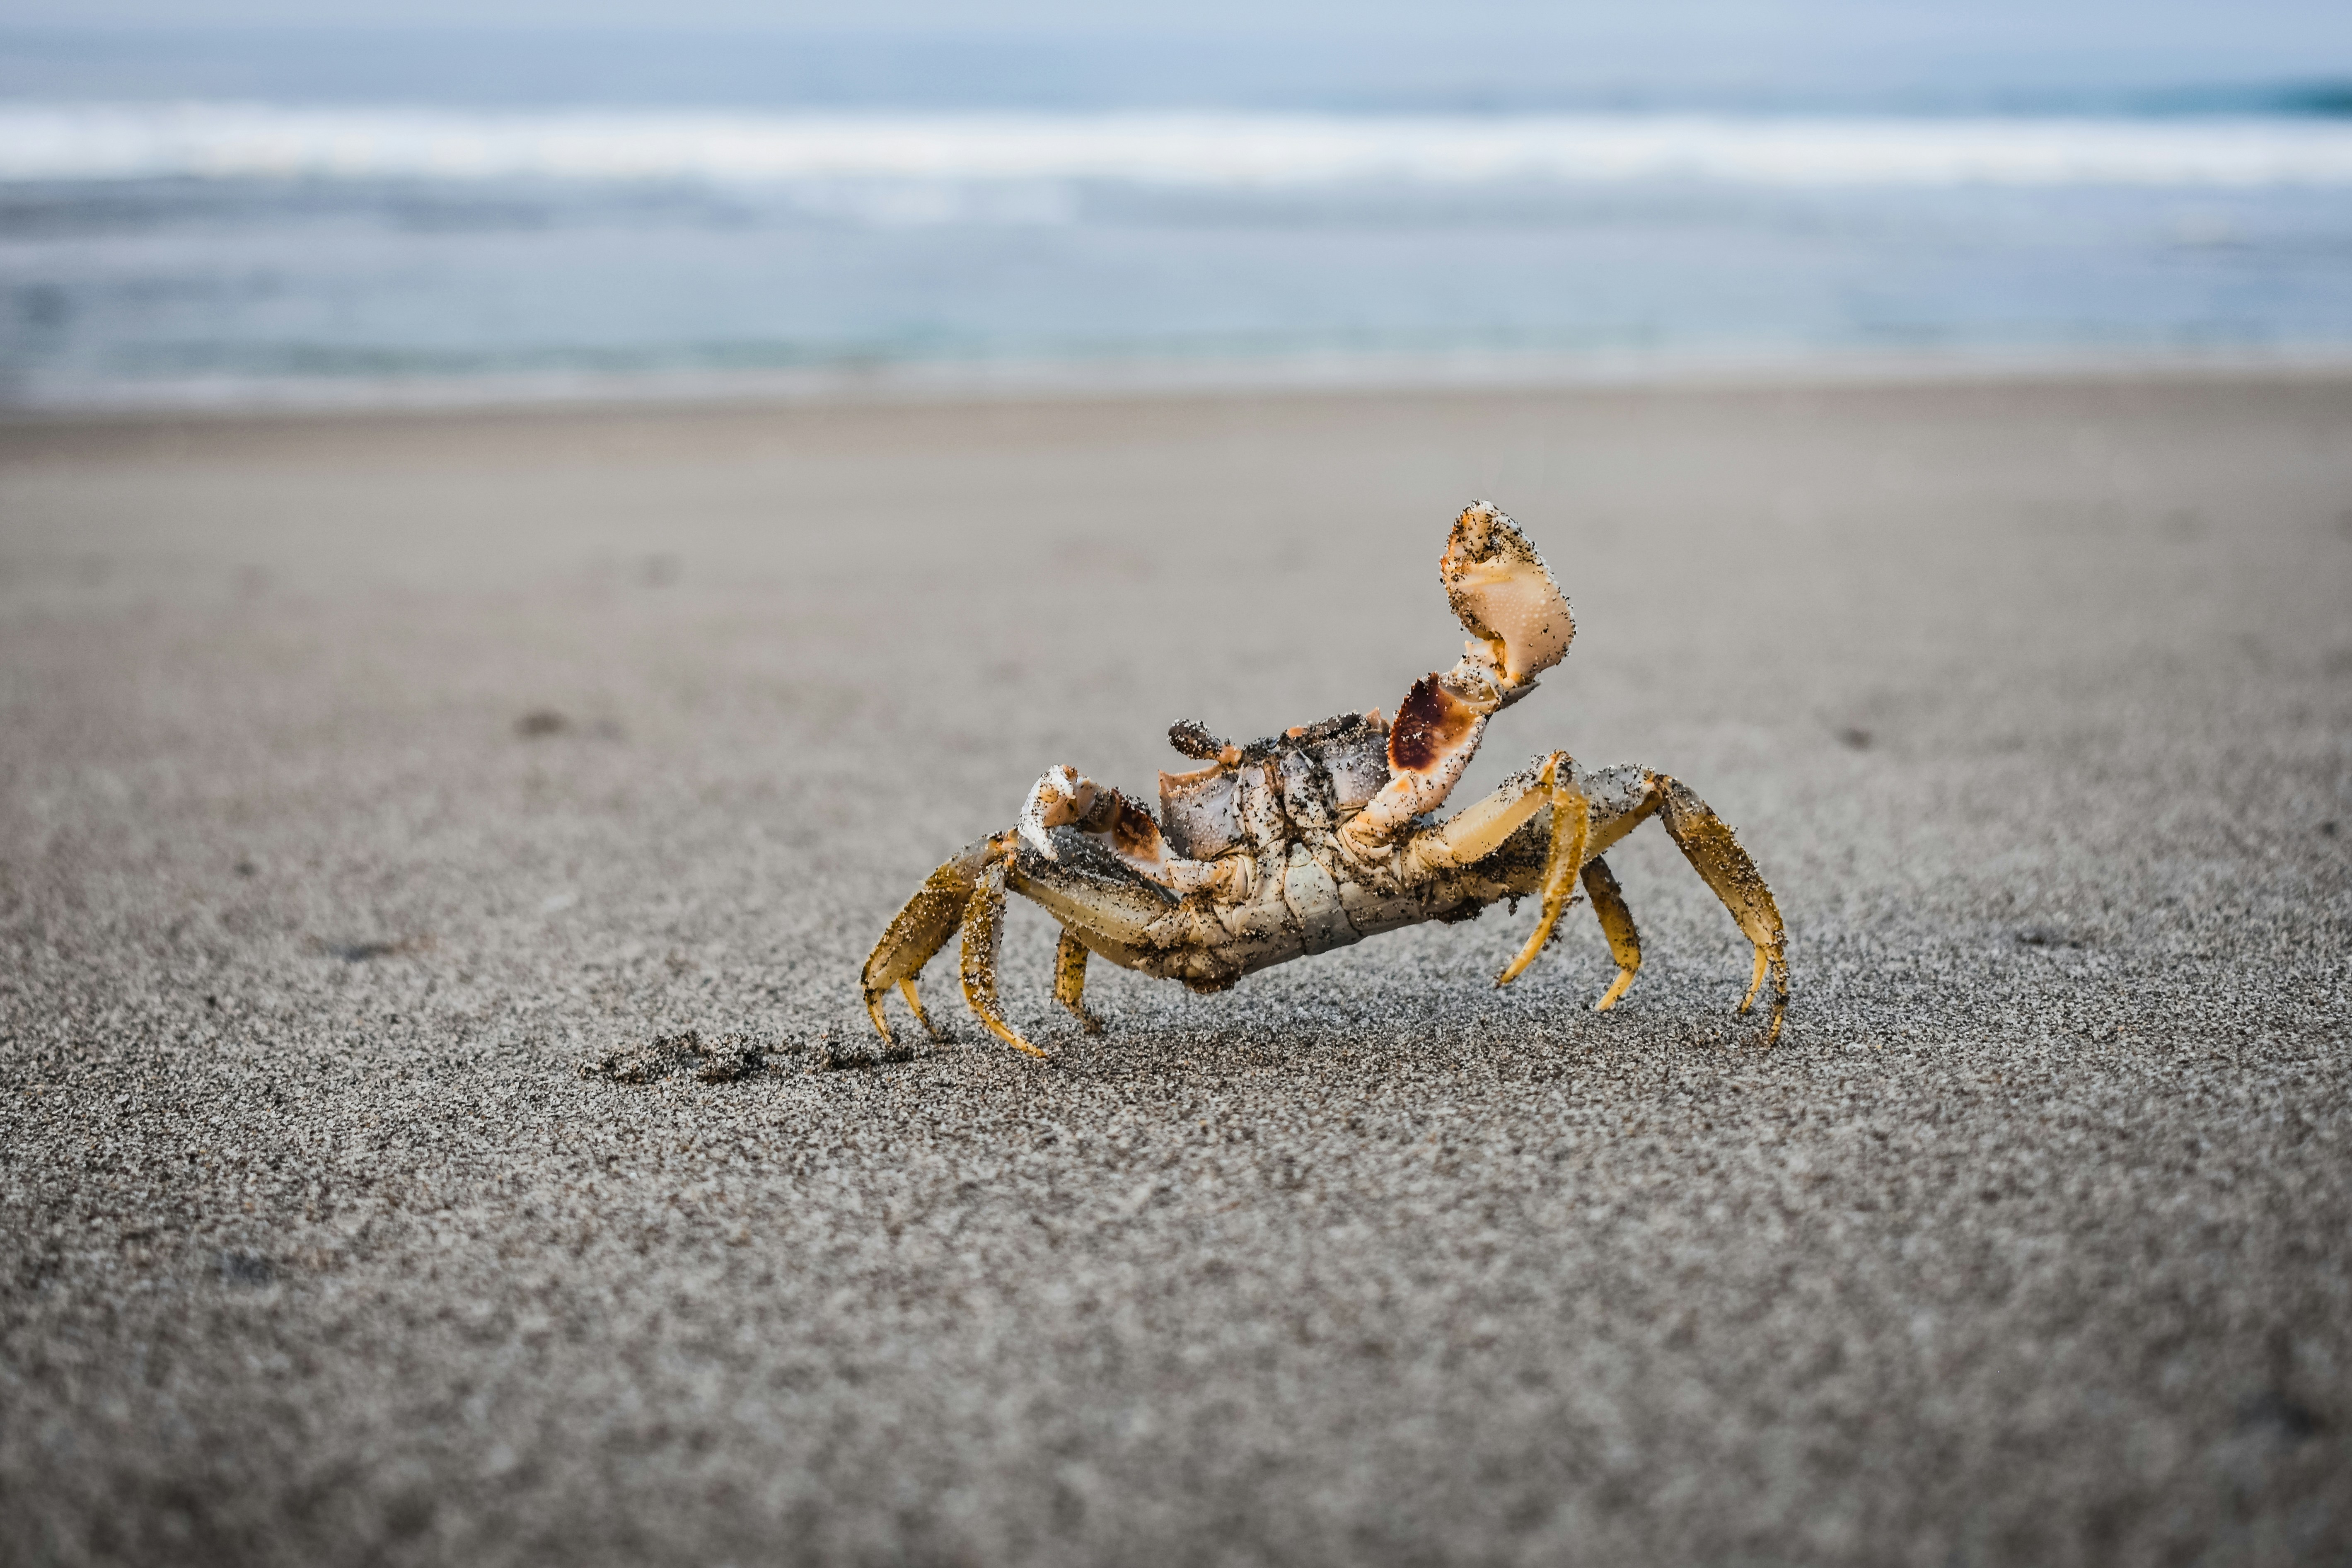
1390;674;1483;774
1337;673;1490;857
1018;765;1100;859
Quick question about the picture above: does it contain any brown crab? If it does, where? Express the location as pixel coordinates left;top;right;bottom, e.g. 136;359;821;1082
863;502;1789;1057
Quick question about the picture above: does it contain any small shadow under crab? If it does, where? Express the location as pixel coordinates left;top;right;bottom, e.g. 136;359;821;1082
316;935;429;963
579;1030;770;1084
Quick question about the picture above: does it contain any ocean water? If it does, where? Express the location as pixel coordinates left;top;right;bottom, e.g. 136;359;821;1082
3;29;2350;406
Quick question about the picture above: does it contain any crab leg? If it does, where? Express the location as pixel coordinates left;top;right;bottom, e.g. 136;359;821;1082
1654;776;1790;1044
958;858;1047;1059
1495;755;1591;986
1407;751;1595;987
1053;929;1106;1034
1580;856;1643;1010
1414;759;1784;1039
896;979;940;1037
861;836;1003;1044
1411;753;1555;869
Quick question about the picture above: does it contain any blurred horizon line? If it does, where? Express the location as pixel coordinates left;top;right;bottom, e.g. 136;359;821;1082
15;342;2352;418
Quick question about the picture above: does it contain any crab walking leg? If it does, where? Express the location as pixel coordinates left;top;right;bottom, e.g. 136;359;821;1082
1654;776;1790;1043
1496;756;1591;986
861;838;1002;1044
1052;929;1106;1034
957;859;1047;1059
1408;752;1593;985
1580;856;1643;1011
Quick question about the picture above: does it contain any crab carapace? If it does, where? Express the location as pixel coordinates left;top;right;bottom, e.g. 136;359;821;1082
863;502;1789;1057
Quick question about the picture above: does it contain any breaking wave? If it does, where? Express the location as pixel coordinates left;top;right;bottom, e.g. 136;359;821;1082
7;103;2352;188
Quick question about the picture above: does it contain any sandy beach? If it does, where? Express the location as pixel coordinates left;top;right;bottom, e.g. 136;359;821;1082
2;370;2348;1563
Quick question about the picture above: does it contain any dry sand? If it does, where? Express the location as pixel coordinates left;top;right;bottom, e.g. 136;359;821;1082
2;372;2348;1565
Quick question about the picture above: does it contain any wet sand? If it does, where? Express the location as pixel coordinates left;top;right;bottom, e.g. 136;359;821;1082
2;372;2349;1563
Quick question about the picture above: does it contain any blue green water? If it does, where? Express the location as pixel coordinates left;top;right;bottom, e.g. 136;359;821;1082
3;27;2349;406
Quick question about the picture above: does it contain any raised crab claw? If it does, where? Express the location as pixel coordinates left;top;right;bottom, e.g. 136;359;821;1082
863;502;1789;1058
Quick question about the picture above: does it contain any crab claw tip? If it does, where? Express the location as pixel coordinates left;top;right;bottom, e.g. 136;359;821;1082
1441;501;1573;687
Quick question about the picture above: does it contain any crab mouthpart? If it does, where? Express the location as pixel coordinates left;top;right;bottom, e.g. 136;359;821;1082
1441;501;1573;686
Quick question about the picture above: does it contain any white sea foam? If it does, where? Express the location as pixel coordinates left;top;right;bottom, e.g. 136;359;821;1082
5;103;2352;188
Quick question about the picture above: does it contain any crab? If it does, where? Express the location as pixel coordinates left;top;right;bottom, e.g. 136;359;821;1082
862;502;1789;1058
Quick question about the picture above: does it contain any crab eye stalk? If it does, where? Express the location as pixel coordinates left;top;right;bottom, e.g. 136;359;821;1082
1440;501;1573;688
1168;720;1229;761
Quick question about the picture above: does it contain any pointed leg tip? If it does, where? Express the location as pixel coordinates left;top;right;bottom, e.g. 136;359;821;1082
897;981;949;1041
980;1017;1051;1059
1495;944;1545;987
1593;971;1635;1012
